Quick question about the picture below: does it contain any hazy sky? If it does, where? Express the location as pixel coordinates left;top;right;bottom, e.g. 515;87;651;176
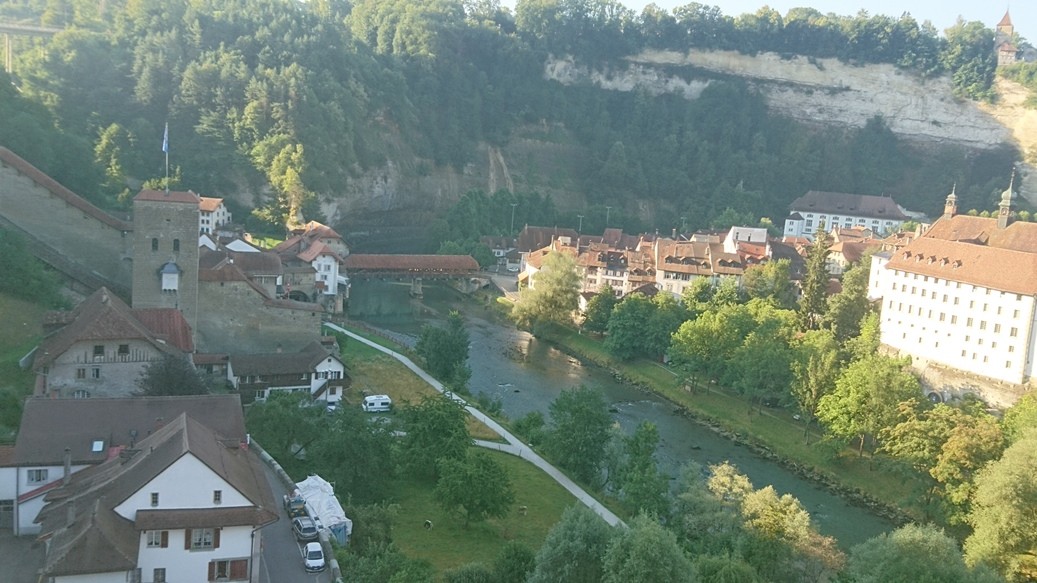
503;2;1033;44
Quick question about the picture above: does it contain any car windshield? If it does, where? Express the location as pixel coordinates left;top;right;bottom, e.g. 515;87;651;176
307;550;323;560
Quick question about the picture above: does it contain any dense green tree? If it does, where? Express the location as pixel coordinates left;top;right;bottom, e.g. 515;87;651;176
880;403;1005;522
582;284;618;334
672;465;745;558
605;292;655;360
309;405;396;504
435;450;515;526
824;259;872;341
529;505;614;583
602;515;695;583
798;227;832;330
694;554;761;583
850;524;1002;583
645;292;689;357
816;354;921;456
964;429;1037;581
491;541;536;583
245;391;326;476
398;395;472;480
136;353;210;396
670;303;756;384
544;386;614;484
416;311;472;390
513;251;581;331
843;311;880;362
789;329;841;442
616;422;670;517
742;258;796;309
443;562;495;583
1001;391;1037;444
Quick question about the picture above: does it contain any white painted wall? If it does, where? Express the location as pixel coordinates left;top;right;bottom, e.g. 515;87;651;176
137;525;254;583
311;357;346;403
114;455;249;520
15;464;90;535
53;571;129;583
312;255;339;295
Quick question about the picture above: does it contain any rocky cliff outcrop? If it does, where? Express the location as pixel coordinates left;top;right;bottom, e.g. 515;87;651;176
547;49;1011;150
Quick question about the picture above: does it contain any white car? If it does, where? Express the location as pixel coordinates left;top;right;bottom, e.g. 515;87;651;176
302;542;325;573
361;394;392;412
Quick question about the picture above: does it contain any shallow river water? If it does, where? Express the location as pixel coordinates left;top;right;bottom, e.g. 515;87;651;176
350;281;895;548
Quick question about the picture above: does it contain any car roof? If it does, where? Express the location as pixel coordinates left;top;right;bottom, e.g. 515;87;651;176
364;394;391;400
294;516;315;525
305;542;322;551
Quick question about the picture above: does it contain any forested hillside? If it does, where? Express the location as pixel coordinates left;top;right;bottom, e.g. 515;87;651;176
0;0;1024;249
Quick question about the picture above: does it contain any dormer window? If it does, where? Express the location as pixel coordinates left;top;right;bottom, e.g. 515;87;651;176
160;262;180;292
152;238;159;252
92;440;104;452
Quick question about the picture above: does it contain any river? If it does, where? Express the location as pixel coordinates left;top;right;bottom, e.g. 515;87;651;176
348;281;895;548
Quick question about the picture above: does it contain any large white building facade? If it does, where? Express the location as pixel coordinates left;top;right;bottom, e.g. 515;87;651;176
869;190;1037;387
785;191;910;240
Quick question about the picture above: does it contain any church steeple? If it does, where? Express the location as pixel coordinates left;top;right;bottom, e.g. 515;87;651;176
998;171;1015;229
943;184;958;219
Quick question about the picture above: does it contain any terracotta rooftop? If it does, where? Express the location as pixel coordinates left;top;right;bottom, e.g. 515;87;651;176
516;226;579;253
198;196;223;212
134;189;200;204
344;254;478;272
789;191;908;221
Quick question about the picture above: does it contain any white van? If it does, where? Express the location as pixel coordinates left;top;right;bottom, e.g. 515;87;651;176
361;394;392;412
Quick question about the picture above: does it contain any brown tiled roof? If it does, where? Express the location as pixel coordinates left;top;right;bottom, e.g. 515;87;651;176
134;189;200;204
789;191;908;221
33;288;187;370
297;241;343;263
886;236;1037;295
136;506;274;529
198;196;223;212
37;413;277;577
0;147;131;231
999;10;1012;27
291;221;342;240
516;226;579;253
923;215;1037;253
192;353;228;365
131;308;194;352
14;395;245;466
229;340;340;377
200;247;282;275
344;254;478;272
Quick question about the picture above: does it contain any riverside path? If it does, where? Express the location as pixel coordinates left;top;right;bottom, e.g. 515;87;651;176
322;322;625;528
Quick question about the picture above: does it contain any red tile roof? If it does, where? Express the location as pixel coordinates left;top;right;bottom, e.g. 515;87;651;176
789;191;908;221
198;196;223;212
132;308;195;352
344;254;479;272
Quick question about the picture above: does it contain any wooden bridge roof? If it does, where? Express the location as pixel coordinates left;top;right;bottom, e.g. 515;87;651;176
344;254;478;273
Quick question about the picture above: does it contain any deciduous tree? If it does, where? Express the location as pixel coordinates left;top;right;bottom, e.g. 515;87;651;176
529;505;614;583
742;258;796;309
602;515;695;583
416;311;471;390
435;450;515;527
398;395;471;480
790;329;841;442
136;353;210;396
850;524;1001;583
545;386;614;484
824;259;872;341
513;251;581;331
605;292;655;360
798;227;831;330
616;422;670;517
582;284;618;334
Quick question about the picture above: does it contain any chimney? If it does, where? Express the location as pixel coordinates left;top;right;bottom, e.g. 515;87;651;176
63;447;72;485
672;228;677;238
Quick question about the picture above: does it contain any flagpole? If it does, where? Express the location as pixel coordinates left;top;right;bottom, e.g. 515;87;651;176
163;122;169;194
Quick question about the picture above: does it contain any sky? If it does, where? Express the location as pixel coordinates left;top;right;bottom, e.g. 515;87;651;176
503;2;1034;44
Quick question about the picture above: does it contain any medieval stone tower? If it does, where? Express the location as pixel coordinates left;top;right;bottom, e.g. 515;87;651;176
131;189;200;335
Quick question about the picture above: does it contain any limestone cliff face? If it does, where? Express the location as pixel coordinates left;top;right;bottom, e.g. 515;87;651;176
547;49;1011;150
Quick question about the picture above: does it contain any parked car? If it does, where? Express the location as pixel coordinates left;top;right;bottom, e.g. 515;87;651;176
361;394;392;412
291;516;319;542
302;542;326;573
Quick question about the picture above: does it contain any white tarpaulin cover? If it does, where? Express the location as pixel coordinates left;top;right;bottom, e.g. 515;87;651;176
295;474;353;544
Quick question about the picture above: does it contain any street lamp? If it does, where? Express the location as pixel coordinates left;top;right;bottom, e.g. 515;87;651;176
577;214;584;232
509;203;518;233
605;206;612;227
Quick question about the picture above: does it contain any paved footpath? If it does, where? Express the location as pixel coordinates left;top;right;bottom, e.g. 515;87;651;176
323;322;624;528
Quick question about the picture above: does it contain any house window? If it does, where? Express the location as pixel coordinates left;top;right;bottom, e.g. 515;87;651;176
1007;361;1013;369
93;345;105;357
187;528;218;550
91;368;101;379
152;238;159;251
118;344;130;356
951;316;958;324
208;558;247;581
173;239;180;252
980;321;987;330
147;530;169;548
27;469;48;484
994;324;1001;333
154;568;166;583
213;490;222;505
967;318;973;327
72;389;90;399
150;492;159;507
1010;327;1019;337
76;368;86;379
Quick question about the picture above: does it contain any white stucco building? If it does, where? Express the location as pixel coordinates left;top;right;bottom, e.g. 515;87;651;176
869;189;1037;387
784;191;910;240
198;197;232;235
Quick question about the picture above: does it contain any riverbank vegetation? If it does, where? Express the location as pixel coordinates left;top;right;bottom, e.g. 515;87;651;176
509;246;1035;581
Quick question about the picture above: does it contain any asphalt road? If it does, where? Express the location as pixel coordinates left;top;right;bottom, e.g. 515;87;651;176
254;463;334;583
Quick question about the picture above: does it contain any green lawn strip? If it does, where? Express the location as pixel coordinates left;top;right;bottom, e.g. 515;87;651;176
0;295;49;441
391;448;577;573
542;324;920;519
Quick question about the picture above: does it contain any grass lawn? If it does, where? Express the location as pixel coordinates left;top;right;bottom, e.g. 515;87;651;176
341;331;502;442
543;324;921;517
391;448;576;572
0;295;50;441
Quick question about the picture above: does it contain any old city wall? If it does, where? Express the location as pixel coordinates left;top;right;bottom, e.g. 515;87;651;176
0;147;133;294
196;279;323;354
